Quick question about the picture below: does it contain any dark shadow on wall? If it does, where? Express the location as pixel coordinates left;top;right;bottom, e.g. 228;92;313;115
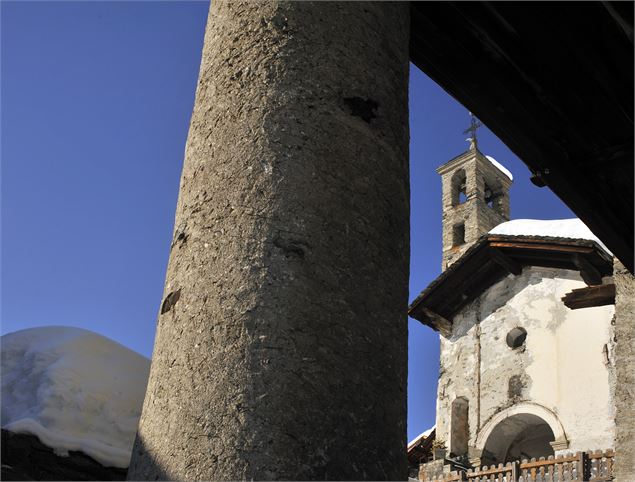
126;433;171;482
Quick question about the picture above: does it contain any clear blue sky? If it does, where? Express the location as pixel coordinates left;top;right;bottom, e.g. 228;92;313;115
1;2;575;443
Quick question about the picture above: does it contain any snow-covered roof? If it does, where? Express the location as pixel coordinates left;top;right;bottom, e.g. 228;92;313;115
490;218;611;255
485;155;513;181
1;326;150;468
407;425;435;449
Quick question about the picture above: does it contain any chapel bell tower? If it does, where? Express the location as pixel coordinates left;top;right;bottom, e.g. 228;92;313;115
437;114;513;270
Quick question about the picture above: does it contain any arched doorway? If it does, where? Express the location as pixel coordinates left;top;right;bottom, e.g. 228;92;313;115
474;403;568;467
481;413;555;465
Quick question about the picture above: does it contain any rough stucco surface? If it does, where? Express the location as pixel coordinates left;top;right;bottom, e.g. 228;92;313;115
613;259;635;482
435;267;615;463
127;2;410;480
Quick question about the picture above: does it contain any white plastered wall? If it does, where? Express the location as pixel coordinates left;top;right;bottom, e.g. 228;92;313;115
435;266;615;460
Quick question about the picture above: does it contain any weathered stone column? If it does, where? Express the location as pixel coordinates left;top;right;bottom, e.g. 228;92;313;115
127;2;410;480
613;259;635;482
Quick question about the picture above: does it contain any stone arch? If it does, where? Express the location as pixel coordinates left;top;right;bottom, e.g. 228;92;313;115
474;403;568;465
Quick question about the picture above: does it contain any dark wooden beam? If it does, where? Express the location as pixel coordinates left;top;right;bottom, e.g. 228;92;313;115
573;254;604;285
489;247;522;275
418;307;453;337
562;284;616;309
418;247;496;309
489;240;595;254
434;261;504;317
441;269;508;315
576;142;634;167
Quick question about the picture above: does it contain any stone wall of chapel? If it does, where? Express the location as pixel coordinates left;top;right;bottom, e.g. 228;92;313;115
436;267;615;459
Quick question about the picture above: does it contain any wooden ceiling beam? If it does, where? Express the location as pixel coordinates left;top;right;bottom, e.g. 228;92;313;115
489;247;522;276
489;240;595;254
573;254;604;286
418;307;452;337
562;284;616;309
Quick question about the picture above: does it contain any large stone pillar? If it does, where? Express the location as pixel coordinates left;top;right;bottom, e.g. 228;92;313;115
127;2;410;480
613;259;635;482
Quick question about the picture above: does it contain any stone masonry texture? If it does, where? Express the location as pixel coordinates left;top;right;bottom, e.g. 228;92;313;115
613;259;635;482
127;2;411;480
438;149;511;270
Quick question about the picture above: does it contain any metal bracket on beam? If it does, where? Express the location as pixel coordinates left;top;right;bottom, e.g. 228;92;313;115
530;169;549;187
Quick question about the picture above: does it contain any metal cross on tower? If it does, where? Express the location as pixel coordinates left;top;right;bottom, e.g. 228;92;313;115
463;112;482;150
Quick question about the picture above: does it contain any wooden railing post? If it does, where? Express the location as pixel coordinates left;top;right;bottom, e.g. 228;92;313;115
578;451;587;481
509;460;517;481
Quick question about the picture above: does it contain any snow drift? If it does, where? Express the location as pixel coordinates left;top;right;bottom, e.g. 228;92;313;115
1;326;150;468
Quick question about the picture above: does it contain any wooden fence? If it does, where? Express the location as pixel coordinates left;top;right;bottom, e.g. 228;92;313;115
587;450;615;482
468;462;515;482
420;449;614;482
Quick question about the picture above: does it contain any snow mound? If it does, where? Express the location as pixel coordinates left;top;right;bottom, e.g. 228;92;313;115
408;425;435;449
485;155;513;181
1;326;150;468
490;218;611;255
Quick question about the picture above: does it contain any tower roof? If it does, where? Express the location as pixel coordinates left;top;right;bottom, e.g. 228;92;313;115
436;148;513;183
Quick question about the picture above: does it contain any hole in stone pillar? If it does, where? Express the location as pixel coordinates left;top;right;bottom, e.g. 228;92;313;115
273;235;310;260
161;289;181;314
452;223;465;247
342;96;378;123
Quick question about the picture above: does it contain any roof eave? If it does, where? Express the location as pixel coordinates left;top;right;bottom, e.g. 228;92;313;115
408;234;614;331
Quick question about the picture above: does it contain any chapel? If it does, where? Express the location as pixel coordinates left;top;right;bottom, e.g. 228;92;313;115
407;126;617;481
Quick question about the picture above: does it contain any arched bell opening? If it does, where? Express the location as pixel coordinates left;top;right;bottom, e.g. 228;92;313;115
451;169;468;206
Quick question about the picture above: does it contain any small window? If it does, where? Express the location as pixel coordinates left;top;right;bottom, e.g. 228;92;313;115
506;327;527;349
453;223;465;247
